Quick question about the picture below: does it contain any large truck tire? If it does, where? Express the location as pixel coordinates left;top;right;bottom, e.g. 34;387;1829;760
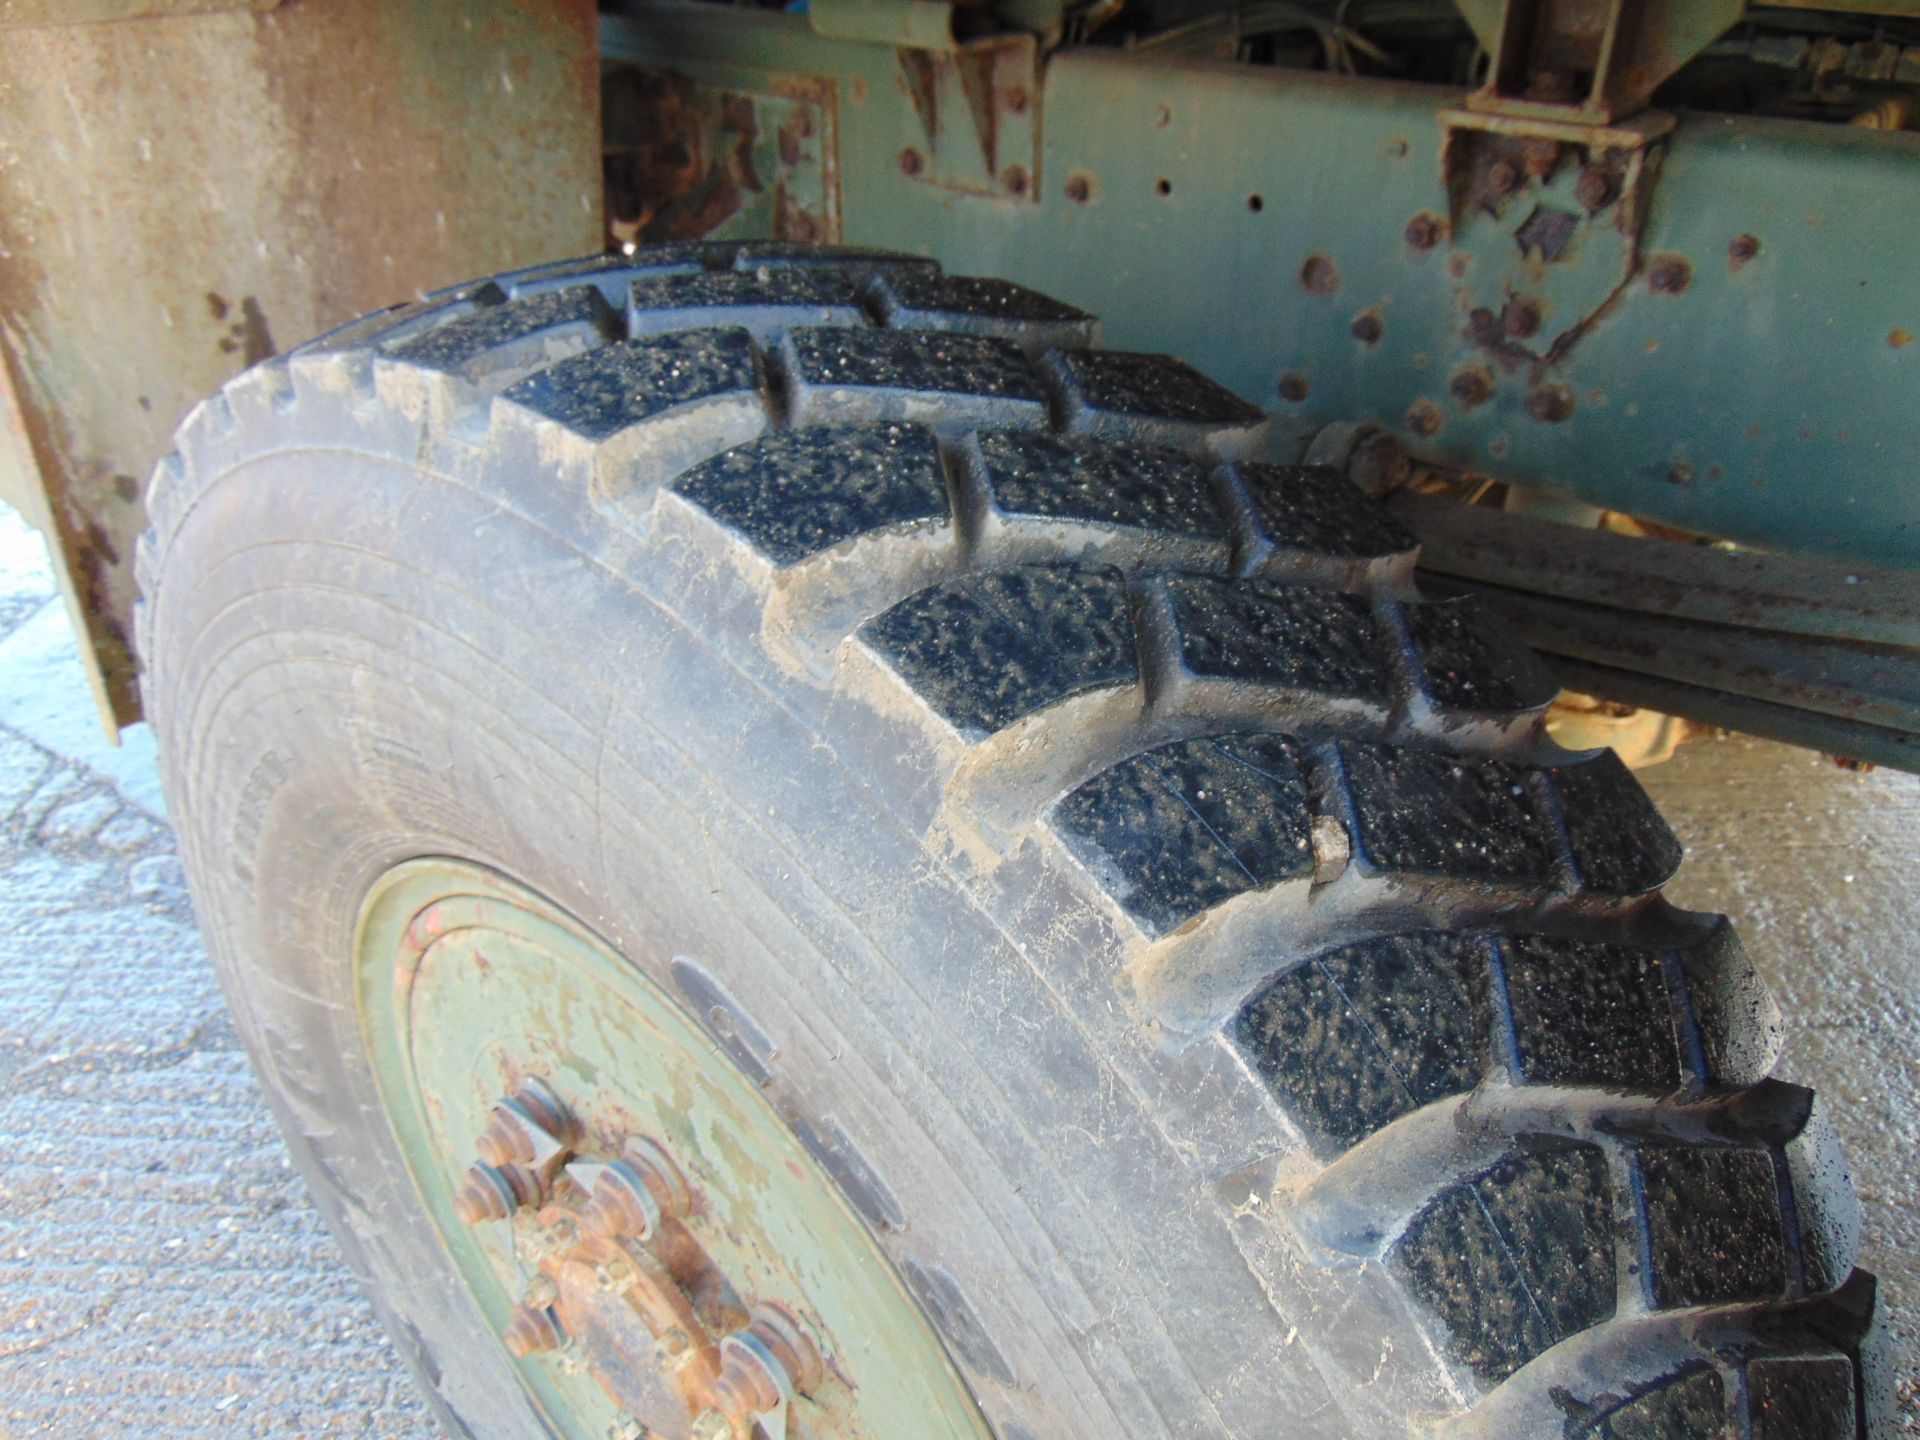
138;244;1888;1440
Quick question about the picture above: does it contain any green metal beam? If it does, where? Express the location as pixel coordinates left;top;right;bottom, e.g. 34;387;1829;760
605;4;1920;573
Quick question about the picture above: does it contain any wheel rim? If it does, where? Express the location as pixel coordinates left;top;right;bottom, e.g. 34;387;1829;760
354;857;993;1440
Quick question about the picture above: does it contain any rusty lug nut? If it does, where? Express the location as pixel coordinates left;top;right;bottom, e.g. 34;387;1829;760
1350;310;1383;345
582;1136;692;1240
898;147;925;177
476;1077;576;1168
1647;254;1693;295
1064;173;1092;204
1573;166;1614;211
711;1304;826;1422
1404;212;1442;251
453;1162;543;1225
1486;159;1520;197
1503;298;1542;339
503;1304;567;1358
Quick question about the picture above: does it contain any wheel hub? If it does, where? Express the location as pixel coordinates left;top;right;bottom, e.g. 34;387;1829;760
353;859;992;1440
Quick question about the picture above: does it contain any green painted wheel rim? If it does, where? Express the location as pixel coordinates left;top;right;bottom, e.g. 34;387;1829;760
354;857;993;1440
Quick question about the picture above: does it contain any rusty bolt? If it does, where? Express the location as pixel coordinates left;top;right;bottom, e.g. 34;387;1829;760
898;147;925;178
1404;213;1442;251
1350;310;1383;345
1277;372;1310;403
1486;159;1520;197
1728;233;1760;269
1503;298;1542;339
1003;164;1029;197
1449;366;1495;408
690;1413;735;1440
1647;255;1693;295
1064;173;1092;204
1300;254;1339;295
503;1304;567;1358
1404;399;1445;438
1005;84;1029;114
1528;383;1576;424
453;1162;544;1225
476;1078;575;1169
608;1416;648;1440
1574;166;1615;211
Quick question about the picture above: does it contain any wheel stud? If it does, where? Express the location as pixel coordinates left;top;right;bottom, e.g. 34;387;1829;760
453;1161;543;1224
503;1303;567;1357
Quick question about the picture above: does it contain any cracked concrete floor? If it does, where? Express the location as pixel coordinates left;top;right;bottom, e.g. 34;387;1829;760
0;500;1913;1435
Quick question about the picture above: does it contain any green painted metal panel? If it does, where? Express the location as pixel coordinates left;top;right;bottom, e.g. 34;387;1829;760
605;6;1920;572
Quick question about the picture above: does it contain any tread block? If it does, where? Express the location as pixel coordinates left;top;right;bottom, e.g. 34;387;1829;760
873;273;1098;349
1239;463;1420;563
386;285;612;381
1402;598;1561;716
628;269;869;339
1164;575;1394;703
1746;1355;1856;1440
975;431;1229;545
1052;733;1311;935
501;250;704;298
783;328;1048;430
673;423;948;566
1497;934;1682;1091
860;564;1138;735
500;328;761;442
1390;1142;1617;1381
1233;932;1491;1150
1637;1145;1790;1308
1334;741;1559;885
1052;349;1265;432
729;242;939;275
1580;1366;1729;1439
1550;750;1685;895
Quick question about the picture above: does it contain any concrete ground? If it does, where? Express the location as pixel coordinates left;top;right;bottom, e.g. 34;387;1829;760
0;499;1912;1435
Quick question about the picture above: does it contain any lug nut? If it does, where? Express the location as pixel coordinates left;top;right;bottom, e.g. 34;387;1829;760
476;1077;576;1168
711;1303;825;1422
503;1304;567;1358
582;1137;692;1240
453;1162;544;1224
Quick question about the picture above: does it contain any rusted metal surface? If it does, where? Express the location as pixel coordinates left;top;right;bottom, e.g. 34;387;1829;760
0;0;274;26
604;67;839;248
0;0;602;732
1454;0;1745;124
604;5;1920;573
